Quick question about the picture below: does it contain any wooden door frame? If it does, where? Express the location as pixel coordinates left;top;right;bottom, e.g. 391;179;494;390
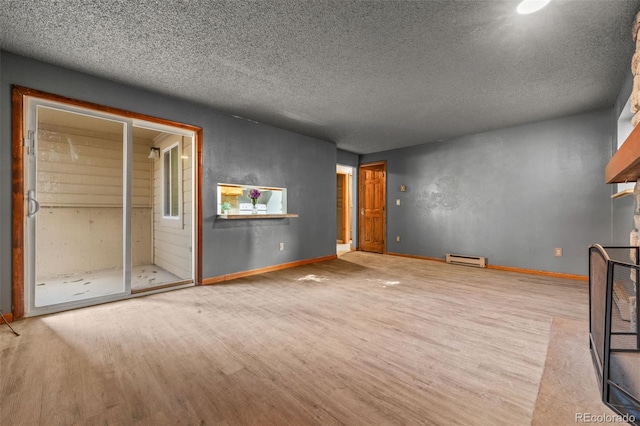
358;160;386;253
11;85;203;320
336;172;350;244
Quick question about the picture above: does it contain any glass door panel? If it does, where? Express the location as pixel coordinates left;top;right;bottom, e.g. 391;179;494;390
26;103;130;314
131;129;194;293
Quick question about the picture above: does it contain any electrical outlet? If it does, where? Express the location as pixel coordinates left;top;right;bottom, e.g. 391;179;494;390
279;242;284;251
396;236;401;242
396;199;401;206
554;248;562;257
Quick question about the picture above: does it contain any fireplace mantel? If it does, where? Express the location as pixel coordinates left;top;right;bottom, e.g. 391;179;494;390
607;123;640;183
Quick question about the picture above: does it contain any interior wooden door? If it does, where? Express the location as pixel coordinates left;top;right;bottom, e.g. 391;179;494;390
358;162;386;253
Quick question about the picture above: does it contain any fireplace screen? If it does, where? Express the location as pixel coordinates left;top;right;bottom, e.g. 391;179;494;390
589;245;640;424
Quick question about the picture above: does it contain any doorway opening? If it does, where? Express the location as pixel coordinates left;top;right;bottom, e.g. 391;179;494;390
12;86;202;319
337;164;354;256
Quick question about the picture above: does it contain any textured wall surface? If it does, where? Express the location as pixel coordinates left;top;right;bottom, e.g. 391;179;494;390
337;149;358;167
0;52;336;313
361;111;613;275
203;112;336;276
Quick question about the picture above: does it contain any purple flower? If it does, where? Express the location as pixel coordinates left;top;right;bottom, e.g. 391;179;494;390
249;189;261;200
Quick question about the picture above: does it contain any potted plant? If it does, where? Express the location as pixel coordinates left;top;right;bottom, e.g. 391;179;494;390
249;189;261;214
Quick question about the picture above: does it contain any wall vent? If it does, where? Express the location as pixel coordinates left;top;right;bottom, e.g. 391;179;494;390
445;253;487;268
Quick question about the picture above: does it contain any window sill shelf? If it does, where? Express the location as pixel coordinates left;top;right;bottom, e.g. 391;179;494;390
217;214;299;219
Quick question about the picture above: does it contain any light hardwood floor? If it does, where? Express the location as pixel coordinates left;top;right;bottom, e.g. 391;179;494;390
1;252;598;425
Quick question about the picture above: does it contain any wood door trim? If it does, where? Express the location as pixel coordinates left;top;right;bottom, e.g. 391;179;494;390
11;87;26;320
12;86;199;131
358;161;386;254
11;85;204;320
342;173;349;243
337;172;348;243
195;128;203;286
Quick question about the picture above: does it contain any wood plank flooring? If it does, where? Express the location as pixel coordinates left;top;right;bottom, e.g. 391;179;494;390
532;318;620;426
0;252;600;425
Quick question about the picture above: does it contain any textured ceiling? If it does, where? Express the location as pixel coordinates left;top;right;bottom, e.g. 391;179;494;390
1;0;639;154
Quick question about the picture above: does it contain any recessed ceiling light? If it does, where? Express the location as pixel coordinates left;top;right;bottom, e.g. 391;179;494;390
517;0;551;14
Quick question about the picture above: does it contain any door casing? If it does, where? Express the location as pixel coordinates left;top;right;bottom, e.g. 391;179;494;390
337;172;350;243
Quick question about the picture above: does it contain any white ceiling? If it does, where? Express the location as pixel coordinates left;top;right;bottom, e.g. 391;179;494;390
2;0;639;154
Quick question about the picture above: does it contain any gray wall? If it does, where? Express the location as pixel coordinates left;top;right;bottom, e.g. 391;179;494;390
337;149;358;167
0;51;336;313
611;70;635;246
207;118;336;275
361;110;613;276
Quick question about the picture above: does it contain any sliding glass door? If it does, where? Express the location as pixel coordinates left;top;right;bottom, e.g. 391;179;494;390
13;88;199;319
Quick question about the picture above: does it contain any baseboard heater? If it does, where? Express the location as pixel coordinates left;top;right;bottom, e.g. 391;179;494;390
445;253;487;268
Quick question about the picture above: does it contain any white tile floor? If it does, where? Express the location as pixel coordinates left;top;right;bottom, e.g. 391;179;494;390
35;264;184;307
